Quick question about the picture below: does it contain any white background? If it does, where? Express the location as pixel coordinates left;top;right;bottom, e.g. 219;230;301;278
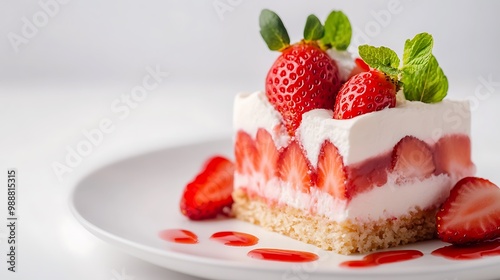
0;0;500;279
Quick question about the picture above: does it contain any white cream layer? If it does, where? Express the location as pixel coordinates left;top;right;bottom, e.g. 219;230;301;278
234;172;453;222
234;91;471;166
327;49;356;82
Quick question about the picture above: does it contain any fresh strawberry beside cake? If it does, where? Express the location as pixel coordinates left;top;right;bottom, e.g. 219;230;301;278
231;9;477;254
437;177;500;245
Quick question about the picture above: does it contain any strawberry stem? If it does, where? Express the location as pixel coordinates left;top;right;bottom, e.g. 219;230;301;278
259;9;290;51
303;14;324;42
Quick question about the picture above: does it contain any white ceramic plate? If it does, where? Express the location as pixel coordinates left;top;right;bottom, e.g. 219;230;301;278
70;138;500;280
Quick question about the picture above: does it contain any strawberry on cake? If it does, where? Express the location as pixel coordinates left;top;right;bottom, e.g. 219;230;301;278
231;10;476;254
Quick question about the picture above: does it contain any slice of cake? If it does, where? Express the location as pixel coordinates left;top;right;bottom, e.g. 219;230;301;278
231;10;475;254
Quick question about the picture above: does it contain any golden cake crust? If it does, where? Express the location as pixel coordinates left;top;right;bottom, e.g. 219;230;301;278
232;188;437;255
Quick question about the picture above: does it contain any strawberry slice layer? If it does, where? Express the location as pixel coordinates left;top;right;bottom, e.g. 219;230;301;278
391;136;435;182
437;177;500;244
316;141;347;200
434;134;475;178
278;141;313;193
180;156;235;220
255;128;279;182
235;130;259;175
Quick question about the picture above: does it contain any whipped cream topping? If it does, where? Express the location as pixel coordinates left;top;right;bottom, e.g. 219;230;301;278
233;91;290;148
234;91;471;166
327;49;356;82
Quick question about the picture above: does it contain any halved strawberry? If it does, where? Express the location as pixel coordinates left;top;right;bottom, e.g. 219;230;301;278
437;177;500;244
278;141;313;193
234;130;259;175
391;136;435;182
333;69;398;120
255;128;279;181
434;134;475;178
180;156;235;220
316;141;347;199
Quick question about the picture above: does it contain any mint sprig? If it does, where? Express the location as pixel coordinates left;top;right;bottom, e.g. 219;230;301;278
303;14;324;41
359;32;448;103
320;11;352;51
259;9;290;51
358;45;400;77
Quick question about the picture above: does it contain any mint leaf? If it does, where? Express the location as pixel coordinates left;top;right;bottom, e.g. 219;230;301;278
359;45;400;76
401;33;448;102
303;14;324;41
321;11;351;51
259;9;290;51
401;54;448;102
403;33;433;72
357;32;448;103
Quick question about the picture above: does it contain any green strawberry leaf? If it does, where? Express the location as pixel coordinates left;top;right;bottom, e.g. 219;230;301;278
359;45;400;76
401;54;448;103
303;14;324;41
259;9;290;51
320;11;351;51
403;33;433;72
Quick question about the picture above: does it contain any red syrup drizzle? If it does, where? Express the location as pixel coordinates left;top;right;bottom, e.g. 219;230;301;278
159;229;198;244
340;250;424;268
431;239;500;260
247;248;319;263
210;231;259;246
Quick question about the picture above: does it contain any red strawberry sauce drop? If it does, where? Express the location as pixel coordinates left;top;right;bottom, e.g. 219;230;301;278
159;229;198;244
247;248;319;262
431;239;500;260
210;231;259;246
340;250;423;268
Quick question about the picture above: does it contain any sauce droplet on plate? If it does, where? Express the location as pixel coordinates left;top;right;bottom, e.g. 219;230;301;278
159;229;198;244
247;248;319;262
210;231;259;246
431;239;500;260
340;250;423;268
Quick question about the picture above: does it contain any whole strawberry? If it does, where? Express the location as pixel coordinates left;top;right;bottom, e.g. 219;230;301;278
333;69;397;119
266;43;340;133
260;10;352;135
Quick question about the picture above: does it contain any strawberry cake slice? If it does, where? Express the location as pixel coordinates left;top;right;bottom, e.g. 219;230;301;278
231;10;476;254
